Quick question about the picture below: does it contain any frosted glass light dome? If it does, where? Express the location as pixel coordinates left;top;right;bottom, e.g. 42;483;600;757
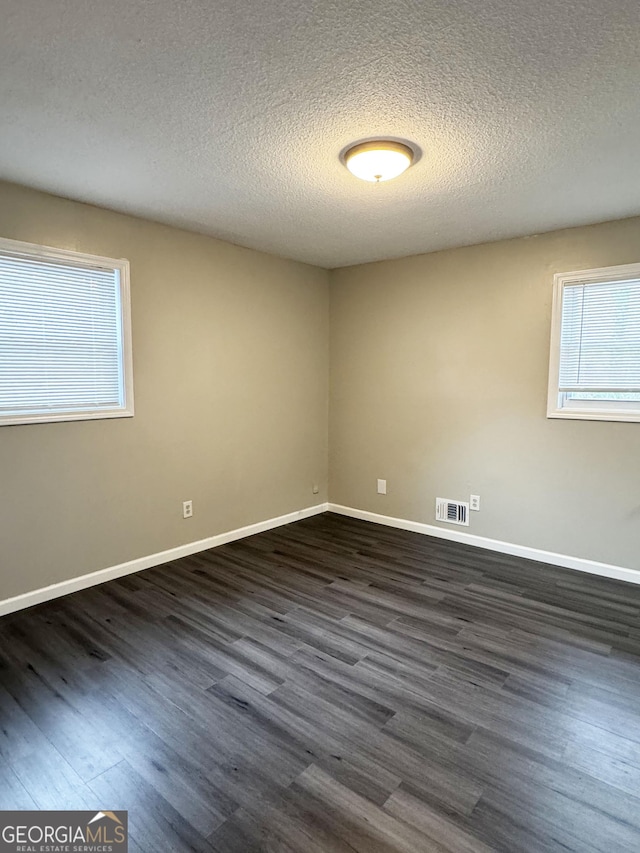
344;140;414;182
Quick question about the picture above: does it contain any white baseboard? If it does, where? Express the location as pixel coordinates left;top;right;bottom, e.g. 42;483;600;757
0;503;330;618
328;503;640;586
5;499;637;618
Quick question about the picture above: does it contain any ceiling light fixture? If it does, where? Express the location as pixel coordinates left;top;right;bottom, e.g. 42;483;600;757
343;140;415;183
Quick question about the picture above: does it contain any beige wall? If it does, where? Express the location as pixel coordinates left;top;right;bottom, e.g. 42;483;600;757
2;180;639;604
0;182;329;600
330;218;640;572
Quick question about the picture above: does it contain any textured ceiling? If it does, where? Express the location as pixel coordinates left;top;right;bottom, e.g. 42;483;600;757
1;0;639;268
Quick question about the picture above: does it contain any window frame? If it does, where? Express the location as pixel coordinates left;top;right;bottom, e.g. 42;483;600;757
547;262;640;423
0;236;134;427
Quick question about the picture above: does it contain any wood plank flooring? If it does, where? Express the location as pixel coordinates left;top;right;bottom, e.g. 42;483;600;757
1;512;640;852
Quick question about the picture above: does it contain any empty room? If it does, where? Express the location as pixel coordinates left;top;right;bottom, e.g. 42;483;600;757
1;1;639;851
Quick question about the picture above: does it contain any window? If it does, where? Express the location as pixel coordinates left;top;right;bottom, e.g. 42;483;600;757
547;263;640;422
0;237;133;426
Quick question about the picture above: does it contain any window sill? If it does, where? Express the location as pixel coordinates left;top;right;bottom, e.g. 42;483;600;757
547;408;640;423
0;408;134;427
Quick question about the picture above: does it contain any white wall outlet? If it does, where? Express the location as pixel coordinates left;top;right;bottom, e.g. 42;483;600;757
312;484;319;495
377;479;387;495
470;494;480;511
182;500;193;518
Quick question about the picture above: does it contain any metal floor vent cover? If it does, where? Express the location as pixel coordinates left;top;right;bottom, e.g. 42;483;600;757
435;497;469;526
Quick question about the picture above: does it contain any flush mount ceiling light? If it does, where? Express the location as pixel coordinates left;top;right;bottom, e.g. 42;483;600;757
343;140;415;183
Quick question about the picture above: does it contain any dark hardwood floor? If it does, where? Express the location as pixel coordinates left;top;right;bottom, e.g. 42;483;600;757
1;512;640;852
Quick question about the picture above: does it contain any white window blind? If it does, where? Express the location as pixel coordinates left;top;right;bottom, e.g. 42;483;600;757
559;278;640;392
0;238;133;426
548;263;640;422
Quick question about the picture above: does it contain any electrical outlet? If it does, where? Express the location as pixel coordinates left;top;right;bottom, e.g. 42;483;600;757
470;494;480;512
312;484;319;495
377;479;387;495
182;500;193;518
